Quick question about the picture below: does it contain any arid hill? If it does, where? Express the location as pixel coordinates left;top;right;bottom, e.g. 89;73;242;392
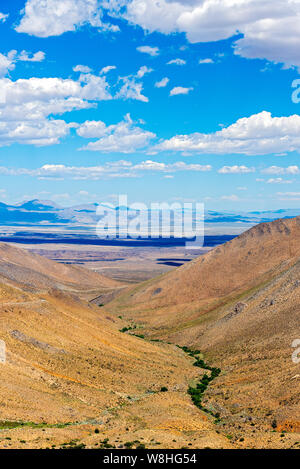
0;242;122;299
0;242;233;449
107;217;300;442
107;216;300;331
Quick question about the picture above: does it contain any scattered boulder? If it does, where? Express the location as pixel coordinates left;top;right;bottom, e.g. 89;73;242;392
234;302;247;314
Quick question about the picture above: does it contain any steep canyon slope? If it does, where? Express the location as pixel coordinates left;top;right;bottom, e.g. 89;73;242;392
107;217;300;437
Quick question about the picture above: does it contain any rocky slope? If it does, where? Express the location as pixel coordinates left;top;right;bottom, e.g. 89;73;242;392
0;243;233;449
106;217;300;444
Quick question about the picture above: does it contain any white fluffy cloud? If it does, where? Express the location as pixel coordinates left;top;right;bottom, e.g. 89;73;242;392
16;1;300;69
100;65;117;74
76;120;108;138
0;119;75;146
136;66;153;78
0;160;211;179
136;45;159;56
0;13;8;22
155;77;170;88
13;1;300;70
116;76;149;102
0;51;17;77
156;111;300;155
133;160;211;172
199;58;214;64
0;49;46;77
261;165;300;175
77;114;155;153
16;0;119;37
18;50;45;62
266;178;293;184
0;62;155;148
73;64;92;73
218;165;255;174
167;58;186;65
0;71;126;147
0;76;96;112
169;86;193;96
107;0;300;69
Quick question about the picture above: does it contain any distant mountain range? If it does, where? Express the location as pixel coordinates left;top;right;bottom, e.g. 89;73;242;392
0;199;300;241
1;199;300;236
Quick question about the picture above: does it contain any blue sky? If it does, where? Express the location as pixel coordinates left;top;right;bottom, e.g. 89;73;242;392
1;0;300;210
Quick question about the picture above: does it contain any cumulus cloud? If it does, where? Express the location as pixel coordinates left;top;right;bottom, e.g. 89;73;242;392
169;86;193;96
266;178;293;184
100;65;117;74
0;61;157;148
73;64;92;73
218;165;255;174
199;58;214;64
16;0;119;37
0;75;109;114
0;51;17;77
133;160;211;172
0;119;75;147
0;13;8;22
77;73;112;100
107;0;300;70
77;114;156;153
0;49;46;77
0;159;211;180
18;50;45;62
136;66;153;78
167;58;186;65
155;77;169;88
136;45;159;56
18;1;300;70
76;120;108;138
116;76;149;102
0;66;150;147
156;111;300;155
261;165;300;175
13;1;300;69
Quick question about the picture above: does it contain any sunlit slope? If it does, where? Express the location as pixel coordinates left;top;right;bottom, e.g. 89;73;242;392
106;217;300;433
108;217;300;333
189;258;300;433
0;243;233;448
0;242;121;293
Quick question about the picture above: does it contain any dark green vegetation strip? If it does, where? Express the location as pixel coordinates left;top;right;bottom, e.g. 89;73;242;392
0;421;72;430
177;346;221;419
119;325;221;421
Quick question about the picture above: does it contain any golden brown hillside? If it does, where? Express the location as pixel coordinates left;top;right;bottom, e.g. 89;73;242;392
107;217;300;334
106;217;300;445
0;242;234;449
0;242;122;300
